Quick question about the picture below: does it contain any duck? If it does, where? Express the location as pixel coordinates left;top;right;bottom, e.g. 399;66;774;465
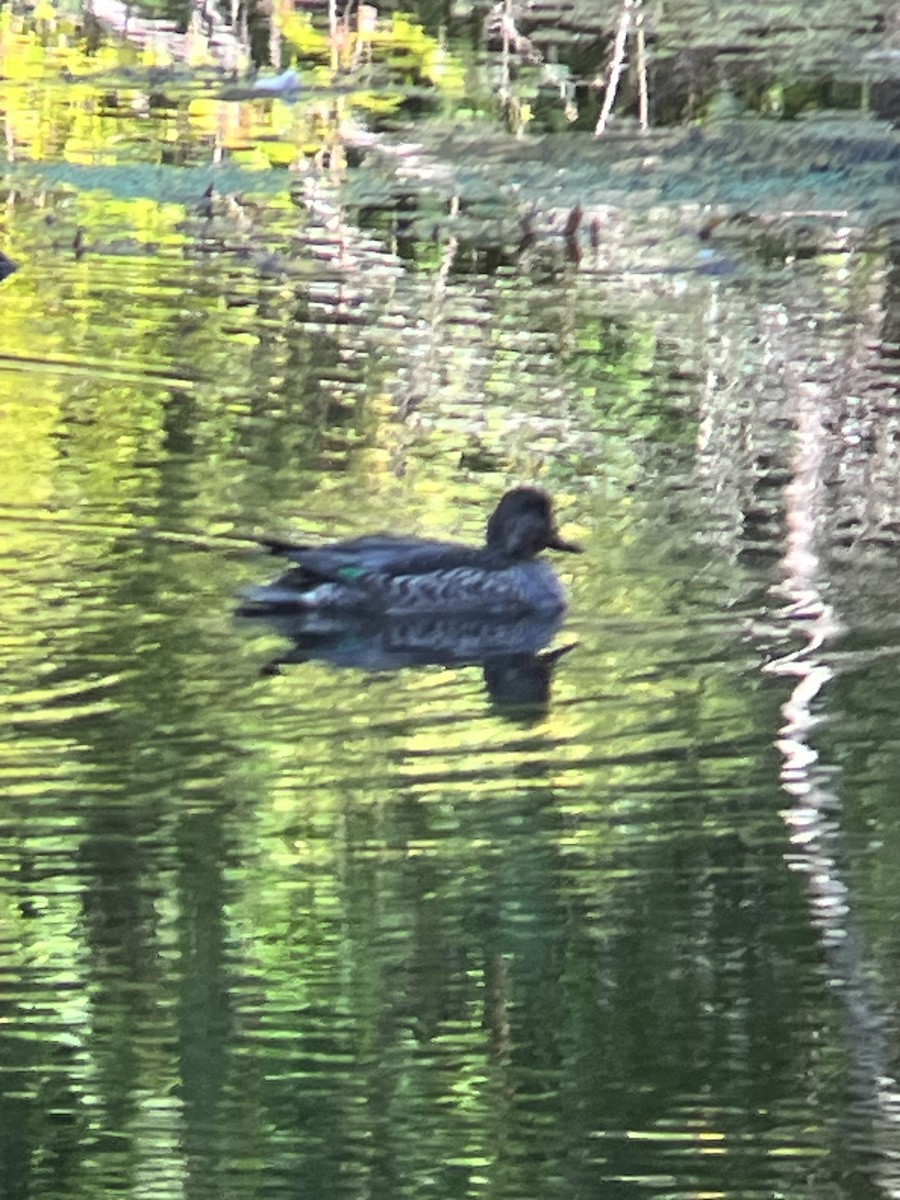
241;486;580;616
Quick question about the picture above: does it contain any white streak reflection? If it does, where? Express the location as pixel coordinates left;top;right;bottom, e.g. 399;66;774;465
763;384;900;1190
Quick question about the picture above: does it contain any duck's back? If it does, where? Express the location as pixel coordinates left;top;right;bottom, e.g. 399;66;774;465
290;535;490;581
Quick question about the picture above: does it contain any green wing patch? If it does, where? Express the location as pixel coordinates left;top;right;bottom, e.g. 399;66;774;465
337;565;368;582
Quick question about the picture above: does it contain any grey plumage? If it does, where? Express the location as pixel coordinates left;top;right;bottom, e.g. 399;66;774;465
242;486;580;616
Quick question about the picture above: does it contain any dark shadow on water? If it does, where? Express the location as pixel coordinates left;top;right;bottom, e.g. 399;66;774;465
238;609;575;718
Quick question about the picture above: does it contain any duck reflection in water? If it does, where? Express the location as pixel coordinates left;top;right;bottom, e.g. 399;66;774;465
239;486;580;712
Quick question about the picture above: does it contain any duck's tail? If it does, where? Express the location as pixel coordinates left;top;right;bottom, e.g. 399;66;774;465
237;582;317;613
258;535;307;557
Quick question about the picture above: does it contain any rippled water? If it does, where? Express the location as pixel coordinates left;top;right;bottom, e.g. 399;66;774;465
3;8;900;1199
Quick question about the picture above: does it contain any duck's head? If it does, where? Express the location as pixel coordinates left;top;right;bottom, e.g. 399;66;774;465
486;487;581;560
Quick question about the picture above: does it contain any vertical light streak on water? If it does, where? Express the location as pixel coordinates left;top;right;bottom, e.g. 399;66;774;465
768;381;900;1177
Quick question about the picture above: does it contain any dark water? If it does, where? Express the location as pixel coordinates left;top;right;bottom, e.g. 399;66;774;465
2;9;900;1200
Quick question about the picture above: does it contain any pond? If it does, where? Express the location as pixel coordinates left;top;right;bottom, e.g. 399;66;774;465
2;4;900;1198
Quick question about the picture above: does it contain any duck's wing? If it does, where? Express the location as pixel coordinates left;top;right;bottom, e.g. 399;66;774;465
264;534;486;580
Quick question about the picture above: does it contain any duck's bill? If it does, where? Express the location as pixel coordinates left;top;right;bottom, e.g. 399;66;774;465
548;534;582;553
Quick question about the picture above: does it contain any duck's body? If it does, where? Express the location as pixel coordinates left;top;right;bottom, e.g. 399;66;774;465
243;487;579;616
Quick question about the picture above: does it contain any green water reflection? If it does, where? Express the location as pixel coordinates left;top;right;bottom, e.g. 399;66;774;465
2;7;900;1200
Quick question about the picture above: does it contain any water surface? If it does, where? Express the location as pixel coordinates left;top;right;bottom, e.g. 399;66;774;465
2;9;900;1199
